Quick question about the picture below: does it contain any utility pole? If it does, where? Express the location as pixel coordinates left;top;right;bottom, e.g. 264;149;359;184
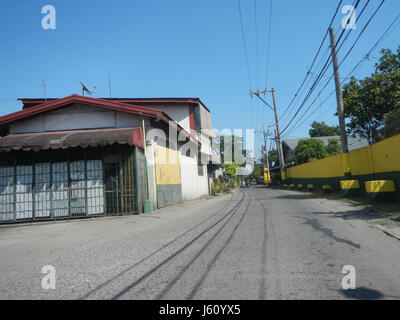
257;125;271;172
329;28;349;154
270;88;285;174
250;88;285;181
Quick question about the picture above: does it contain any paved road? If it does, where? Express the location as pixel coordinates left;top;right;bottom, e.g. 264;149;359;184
1;187;400;300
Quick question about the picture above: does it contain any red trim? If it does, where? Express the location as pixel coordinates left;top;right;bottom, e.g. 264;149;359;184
19;97;211;112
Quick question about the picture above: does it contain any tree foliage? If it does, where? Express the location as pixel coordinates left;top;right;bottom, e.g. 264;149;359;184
384;108;400;138
294;138;340;164
326;138;341;156
259;149;279;168
309;121;340;137
295;139;327;164
342;46;400;142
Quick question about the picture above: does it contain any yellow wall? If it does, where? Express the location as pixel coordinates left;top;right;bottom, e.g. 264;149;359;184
154;144;181;185
286;134;400;179
287;153;344;179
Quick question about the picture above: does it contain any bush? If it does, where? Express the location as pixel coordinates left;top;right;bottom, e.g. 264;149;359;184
211;177;237;195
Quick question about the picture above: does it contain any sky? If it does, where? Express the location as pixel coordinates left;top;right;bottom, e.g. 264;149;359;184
0;0;399;161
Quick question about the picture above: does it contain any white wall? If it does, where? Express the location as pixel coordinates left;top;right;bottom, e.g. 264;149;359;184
145;141;158;210
179;152;209;200
148;104;191;133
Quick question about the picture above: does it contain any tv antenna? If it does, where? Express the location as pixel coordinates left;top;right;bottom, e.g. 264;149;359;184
41;77;47;102
80;81;96;96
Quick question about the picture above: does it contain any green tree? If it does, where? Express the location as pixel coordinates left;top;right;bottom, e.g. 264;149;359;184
260;149;279;168
249;163;263;180
224;163;240;181
326;139;340;156
383;108;400;138
342;46;400;142
294;139;327;164
309;121;340;137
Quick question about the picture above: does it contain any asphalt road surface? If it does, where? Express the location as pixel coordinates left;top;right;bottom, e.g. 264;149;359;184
1;187;400;300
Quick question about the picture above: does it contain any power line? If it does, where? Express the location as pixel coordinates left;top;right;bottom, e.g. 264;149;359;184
237;0;253;89
338;0;386;69
281;0;374;135
254;0;260;87
280;0;361;135
264;0;273;89
283;4;395;138
279;0;344;121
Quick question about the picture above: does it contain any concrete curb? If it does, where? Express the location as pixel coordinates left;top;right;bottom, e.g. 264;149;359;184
374;224;400;241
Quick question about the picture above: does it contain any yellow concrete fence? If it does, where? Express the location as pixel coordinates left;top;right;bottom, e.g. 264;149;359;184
286;134;400;180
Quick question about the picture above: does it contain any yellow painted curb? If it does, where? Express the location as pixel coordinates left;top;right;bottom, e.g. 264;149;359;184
340;180;360;190
365;180;395;193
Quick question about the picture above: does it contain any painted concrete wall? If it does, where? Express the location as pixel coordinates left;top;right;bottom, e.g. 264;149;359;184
148;104;191;133
145;141;158;210
154;144;182;208
286;133;400;195
179;151;209;200
10;104;143;134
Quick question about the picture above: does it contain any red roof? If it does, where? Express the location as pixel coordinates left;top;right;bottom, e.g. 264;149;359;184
0;95;200;147
0;127;144;152
19;97;210;112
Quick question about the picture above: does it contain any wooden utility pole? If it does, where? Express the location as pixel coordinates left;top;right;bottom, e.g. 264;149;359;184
250;88;285;178
329;28;349;154
263;126;269;170
270;88;285;174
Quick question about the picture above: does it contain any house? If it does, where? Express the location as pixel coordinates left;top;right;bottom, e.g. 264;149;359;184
282;136;370;166
0;95;214;223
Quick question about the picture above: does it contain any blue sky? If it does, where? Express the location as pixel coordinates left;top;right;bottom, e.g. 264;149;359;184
0;0;399;160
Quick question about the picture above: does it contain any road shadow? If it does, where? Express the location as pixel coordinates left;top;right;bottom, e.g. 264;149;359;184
275;194;309;200
297;216;361;249
311;209;384;221
340;287;384;300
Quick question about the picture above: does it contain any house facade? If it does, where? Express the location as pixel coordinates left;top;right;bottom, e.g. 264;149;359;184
0;95;212;223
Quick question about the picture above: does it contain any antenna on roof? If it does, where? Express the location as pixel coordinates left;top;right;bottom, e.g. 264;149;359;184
80;81;94;96
41;77;47;102
108;74;112;98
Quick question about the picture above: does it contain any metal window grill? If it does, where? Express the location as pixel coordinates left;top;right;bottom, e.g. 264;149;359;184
35;162;51;218
87;159;104;215
136;148;148;212
0;166;14;221
70;160;86;217
52;161;69;218
15;163;33;220
121;149;135;214
0;144;146;223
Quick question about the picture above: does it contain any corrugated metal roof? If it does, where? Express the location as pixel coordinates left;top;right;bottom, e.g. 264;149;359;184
0;127;144;152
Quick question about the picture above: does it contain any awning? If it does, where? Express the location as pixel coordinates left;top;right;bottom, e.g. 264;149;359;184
0;127;144;152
